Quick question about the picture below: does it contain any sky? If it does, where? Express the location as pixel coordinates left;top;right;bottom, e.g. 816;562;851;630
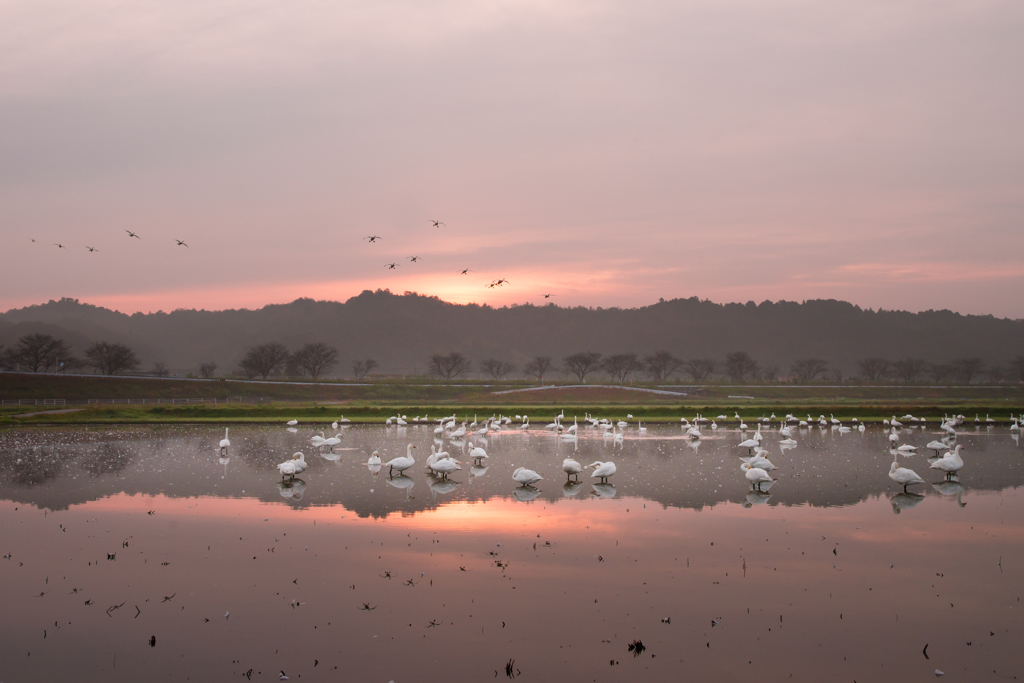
1;0;1023;318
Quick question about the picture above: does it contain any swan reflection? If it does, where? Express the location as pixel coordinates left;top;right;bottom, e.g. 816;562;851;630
276;477;306;502
890;492;925;513
590;483;617;499
512;485;541;502
386;475;415;499
931;481;967;507
562;480;583;497
743;490;772;507
429;478;460;496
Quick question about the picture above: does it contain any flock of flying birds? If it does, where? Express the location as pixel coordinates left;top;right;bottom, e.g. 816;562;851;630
29;219;559;300
367;220;554;296
29;230;189;253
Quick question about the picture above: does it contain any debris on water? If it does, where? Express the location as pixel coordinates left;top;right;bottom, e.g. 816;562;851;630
661;617;671;624
628;640;646;657
935;670;944;676
149;635;156;647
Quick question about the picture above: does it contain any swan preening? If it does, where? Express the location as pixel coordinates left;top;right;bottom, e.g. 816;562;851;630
741;462;772;491
586;461;616;483
513;467;543;486
278;452;307;479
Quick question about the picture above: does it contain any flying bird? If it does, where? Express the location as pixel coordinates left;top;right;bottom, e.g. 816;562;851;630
408;256;421;262
487;278;510;288
125;230;141;239
385;262;400;270
365;235;382;243
54;243;66;249
459;269;473;275
175;240;188;247
28;238;36;243
430;220;445;228
85;246;98;252
543;293;555;298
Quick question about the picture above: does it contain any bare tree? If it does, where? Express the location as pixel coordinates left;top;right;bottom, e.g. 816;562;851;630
480;358;516;380
198;362;218;379
602;353;641;384
562;352;603;382
831;368;844;383
790;358;829;383
760;365;781;382
523;356;553;383
4;333;74;373
293;342;339;379
987;365;1005;384
929;362;953;383
1011;356;1024;383
238;342;290;380
428;352;472;380
352;358;379;380
856;357;890;382
683;358;717;382
891;358;926;384
643;350;682;382
950;357;984;384
85;342;141;376
152;362;170;377
725;351;759;383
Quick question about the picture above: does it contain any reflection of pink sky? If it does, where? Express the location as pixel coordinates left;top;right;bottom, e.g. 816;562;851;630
79;493;1024;546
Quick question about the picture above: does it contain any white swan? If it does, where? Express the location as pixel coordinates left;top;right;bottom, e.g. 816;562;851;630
384;444;417;476
468;443;488;465
429;458;461;479
366;451;381;465
323;433;342;451
741;462;772;491
929;444;964;479
513;467;543;486
888;459;925;492
310;431;326;446
888;427;899;445
286;419;298;426
638;420;647;435
587;461;616;483
779;438;798;447
896;443;916;452
738;437;760;453
562;457;583;481
747;453;775;470
519;416;530;430
219;428;231;452
291;452;307;474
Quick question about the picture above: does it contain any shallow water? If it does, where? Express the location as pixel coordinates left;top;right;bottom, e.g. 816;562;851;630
1;423;1022;682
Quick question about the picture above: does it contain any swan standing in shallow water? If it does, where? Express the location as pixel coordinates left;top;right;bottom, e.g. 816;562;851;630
888;458;925;492
277;452;306;479
384;444;416;477
219;428;231;452
286;419;298;426
929;444;964;479
741;462;772;491
562;457;583;481
366;451;381;466
429;458;461;479
587;461;616;483
468;443;488;465
513;467;543;486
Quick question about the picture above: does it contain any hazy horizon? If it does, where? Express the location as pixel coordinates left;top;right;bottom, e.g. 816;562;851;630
3;0;1023;318
4;290;1024;321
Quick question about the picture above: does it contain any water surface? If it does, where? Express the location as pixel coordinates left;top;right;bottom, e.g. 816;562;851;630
1;423;1021;681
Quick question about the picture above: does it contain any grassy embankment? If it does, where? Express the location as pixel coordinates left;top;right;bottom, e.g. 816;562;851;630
1;373;1021;425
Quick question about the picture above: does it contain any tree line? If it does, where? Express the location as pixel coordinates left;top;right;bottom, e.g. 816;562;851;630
425;349;1024;384
3;332;1022;385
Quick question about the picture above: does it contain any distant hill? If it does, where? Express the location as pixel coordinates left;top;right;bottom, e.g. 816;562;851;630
1;292;1022;379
